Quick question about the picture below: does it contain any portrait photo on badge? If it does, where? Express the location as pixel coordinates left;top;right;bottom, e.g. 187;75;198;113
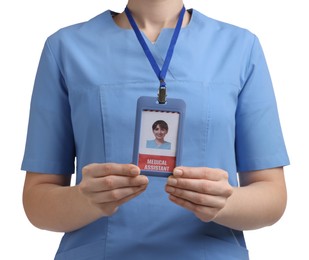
132;96;185;177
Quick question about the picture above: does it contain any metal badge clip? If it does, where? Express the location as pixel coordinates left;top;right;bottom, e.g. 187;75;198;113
158;80;167;104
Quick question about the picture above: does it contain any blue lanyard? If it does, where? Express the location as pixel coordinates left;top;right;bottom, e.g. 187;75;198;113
125;6;186;104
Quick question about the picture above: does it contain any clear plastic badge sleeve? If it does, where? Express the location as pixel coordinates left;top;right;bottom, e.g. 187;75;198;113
132;96;186;177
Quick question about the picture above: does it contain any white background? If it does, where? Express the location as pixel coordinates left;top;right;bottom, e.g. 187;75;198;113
1;0;308;259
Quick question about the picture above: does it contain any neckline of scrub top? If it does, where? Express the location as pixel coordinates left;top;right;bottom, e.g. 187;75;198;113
107;9;194;45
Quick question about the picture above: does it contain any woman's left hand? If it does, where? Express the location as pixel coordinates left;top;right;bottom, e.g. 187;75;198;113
165;166;233;222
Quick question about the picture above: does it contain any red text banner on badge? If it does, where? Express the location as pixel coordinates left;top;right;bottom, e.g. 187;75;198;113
138;154;176;172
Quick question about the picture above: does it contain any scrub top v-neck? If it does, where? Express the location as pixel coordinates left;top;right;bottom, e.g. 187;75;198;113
21;9;289;260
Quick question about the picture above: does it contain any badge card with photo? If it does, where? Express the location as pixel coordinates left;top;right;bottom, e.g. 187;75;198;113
133;96;185;177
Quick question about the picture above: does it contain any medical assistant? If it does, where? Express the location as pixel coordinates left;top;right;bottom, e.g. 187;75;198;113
22;9;289;260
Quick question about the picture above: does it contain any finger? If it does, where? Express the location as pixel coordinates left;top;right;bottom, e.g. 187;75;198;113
166;186;226;208
81;175;149;193
83;163;140;178
96;187;148;216
114;187;147;206
166;177;229;196
168;194;218;222
91;184;148;204
100;175;149;192
173;167;228;181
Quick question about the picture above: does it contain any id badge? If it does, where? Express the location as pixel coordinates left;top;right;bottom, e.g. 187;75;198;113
132;96;186;177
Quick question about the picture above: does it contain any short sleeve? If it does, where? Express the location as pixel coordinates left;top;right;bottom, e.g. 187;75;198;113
21;39;75;174
235;36;289;172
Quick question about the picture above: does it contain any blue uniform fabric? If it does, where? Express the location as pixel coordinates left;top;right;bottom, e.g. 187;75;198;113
22;9;289;260
146;139;172;150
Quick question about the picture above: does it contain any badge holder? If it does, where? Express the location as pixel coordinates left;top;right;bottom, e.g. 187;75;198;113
132;96;185;177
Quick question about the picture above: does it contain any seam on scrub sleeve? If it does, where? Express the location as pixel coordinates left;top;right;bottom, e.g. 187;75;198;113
242;34;258;90
45;38;68;93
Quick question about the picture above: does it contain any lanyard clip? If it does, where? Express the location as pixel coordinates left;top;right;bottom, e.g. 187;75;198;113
158;80;167;104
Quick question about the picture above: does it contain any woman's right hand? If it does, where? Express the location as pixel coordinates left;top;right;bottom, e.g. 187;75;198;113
78;163;149;216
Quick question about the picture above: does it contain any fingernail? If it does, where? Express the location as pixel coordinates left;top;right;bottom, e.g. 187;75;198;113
173;168;183;177
130;167;140;175
165;186;175;193
141;176;149;184
167;177;177;186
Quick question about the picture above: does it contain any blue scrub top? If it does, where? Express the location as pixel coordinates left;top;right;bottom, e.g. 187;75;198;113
22;9;289;260
146;140;171;150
